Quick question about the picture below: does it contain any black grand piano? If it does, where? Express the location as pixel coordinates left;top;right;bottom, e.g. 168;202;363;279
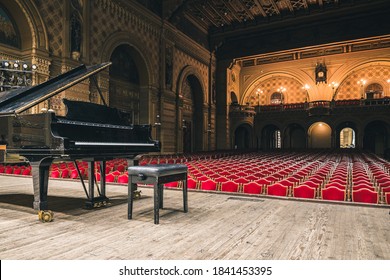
0;62;160;221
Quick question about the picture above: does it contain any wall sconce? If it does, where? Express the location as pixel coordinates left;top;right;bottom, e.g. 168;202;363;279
302;84;310;102
255;88;263;106
154;114;161;127
0;60;38;92
328;81;338;100
357;79;367;99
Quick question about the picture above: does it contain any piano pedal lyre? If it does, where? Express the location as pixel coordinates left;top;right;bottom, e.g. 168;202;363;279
93;201;108;208
38;210;54;222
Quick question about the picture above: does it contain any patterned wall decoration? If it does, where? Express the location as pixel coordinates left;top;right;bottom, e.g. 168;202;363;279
173;48;209;99
336;65;390;100
91;0;159;77
0;4;20;48
245;76;306;106
33;0;64;57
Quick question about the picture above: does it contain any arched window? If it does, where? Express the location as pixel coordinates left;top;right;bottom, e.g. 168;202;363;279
340;128;355;148
274;130;281;148
0;4;21;48
365;83;383;99
270;92;283;104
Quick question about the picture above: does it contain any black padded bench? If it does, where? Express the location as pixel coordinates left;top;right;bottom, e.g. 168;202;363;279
128;164;188;224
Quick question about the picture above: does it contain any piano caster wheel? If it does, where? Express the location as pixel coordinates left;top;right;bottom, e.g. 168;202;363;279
38;210;54;222
133;190;141;200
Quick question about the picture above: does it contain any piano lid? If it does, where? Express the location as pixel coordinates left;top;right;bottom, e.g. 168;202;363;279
0;62;112;115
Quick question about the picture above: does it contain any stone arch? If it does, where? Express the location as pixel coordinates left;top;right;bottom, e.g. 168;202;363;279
308;122;332;149
176;65;207;103
363;120;390;157
100;32;153;86
100;32;153;124
335;120;359;149
177;65;206;152
334;60;390;100
242;71;313;106
233;122;253;150
284;123;306;149
261;123;282;150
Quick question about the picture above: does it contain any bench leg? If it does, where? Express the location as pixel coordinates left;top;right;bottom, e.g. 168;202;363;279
183;179;188;213
128;181;136;219
154;183;160;224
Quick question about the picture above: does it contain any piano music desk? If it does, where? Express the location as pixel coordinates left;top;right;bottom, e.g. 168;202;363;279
128;164;188;224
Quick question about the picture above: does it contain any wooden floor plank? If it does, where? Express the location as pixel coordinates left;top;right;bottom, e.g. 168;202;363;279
0;175;389;260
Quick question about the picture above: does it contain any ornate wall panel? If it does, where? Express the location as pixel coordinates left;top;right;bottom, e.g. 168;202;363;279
245;76;306;106
33;0;64;57
336;65;390;100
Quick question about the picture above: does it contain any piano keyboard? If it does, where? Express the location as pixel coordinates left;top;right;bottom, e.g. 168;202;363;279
74;141;157;146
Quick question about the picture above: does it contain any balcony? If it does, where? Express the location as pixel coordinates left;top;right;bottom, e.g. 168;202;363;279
256;98;390;116
230;103;256;117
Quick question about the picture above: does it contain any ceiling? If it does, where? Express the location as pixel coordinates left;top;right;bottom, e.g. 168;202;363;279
159;0;390;57
183;0;340;31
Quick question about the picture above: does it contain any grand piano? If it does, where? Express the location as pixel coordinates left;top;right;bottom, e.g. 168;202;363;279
0;62;160;221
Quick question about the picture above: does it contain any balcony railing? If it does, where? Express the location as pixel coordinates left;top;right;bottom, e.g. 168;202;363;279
255;98;390;113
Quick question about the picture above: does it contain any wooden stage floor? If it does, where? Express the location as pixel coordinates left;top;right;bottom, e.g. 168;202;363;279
0;175;389;260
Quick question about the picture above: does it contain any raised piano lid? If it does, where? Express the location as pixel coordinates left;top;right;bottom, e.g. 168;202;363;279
0;62;112;115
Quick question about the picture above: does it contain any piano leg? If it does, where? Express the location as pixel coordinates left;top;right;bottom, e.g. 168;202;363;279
30;157;54;222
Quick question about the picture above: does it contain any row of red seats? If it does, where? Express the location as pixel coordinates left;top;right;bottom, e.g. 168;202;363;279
0;164;31;176
177;151;390;205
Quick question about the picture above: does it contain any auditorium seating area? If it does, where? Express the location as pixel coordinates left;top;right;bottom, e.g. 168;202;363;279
1;150;390;206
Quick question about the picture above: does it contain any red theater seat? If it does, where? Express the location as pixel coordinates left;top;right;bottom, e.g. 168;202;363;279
267;183;289;197
322;186;346;201
5;166;13;174
245;174;259;181
116;164;126;172
234;177;249;185
61;169;70;178
255;178;271;186
117;174;129;184
105;173;116;183
300;181;320;189
50;170;60;178
352;183;376;192
22;168;31;176
220;181;239;193
352;188;379;204
324;182;346;190
293;185;316;199
13;167;22;175
200;179;217;191
385;192;390;205
242;182;263;194
164;181;179;188
187;178;198;189
69;169;79;179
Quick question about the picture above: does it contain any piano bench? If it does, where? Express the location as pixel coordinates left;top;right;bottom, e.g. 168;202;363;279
127;164;188;224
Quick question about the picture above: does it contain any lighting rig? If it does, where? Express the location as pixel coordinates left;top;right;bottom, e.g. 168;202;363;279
0;60;37;92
